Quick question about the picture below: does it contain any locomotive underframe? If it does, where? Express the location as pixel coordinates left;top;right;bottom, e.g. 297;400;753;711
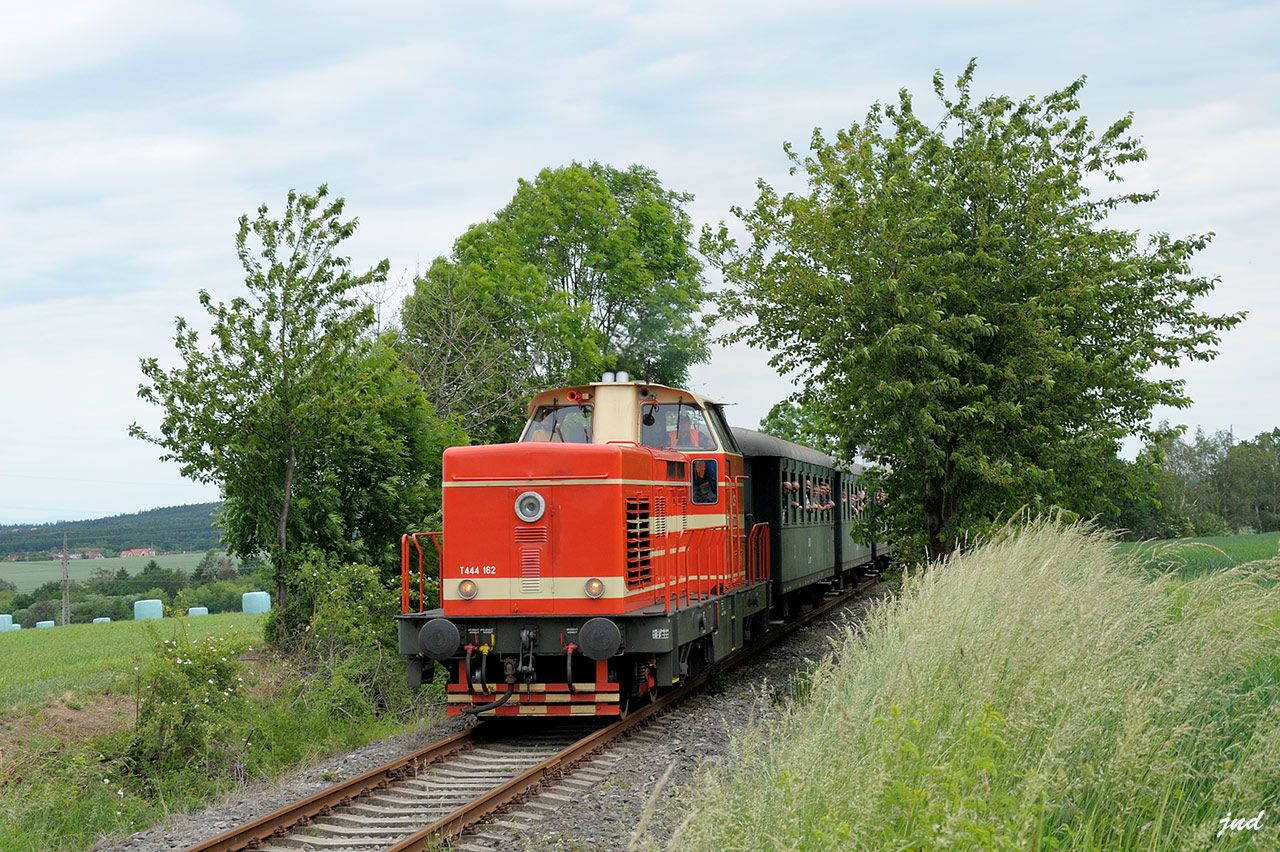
398;579;772;716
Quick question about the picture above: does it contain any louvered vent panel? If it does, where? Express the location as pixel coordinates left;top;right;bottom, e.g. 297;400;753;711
625;496;652;589
653;496;667;537
520;547;541;593
515;527;548;543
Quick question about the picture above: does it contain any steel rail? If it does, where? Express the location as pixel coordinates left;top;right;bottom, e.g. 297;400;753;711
186;729;477;852
388;575;882;851
187;575;880;852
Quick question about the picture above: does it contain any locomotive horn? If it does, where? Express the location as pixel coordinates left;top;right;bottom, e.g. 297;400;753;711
566;390;581;402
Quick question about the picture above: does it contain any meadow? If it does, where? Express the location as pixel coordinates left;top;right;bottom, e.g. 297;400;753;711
675;522;1280;850
1119;530;1280;579
0;612;265;708
0;552;208;592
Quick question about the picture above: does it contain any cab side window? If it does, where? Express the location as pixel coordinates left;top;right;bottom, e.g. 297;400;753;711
691;459;719;505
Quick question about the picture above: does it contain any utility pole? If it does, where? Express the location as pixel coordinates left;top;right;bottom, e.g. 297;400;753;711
61;531;70;626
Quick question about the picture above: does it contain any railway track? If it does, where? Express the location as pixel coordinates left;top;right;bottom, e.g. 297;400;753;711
189;576;881;852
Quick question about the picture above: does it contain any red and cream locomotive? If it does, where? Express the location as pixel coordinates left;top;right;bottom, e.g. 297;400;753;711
398;374;885;716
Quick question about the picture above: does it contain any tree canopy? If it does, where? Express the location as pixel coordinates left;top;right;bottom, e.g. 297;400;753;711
706;63;1244;558
399;162;708;441
1109;425;1280;539
132;186;454;606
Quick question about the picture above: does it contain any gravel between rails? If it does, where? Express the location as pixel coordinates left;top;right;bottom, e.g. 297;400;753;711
98;586;885;852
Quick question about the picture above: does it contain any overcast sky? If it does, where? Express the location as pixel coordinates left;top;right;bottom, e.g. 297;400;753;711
0;1;1276;524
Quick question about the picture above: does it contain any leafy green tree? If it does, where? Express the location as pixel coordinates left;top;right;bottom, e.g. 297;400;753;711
400;162;708;439
758;396;839;455
132;185;450;609
398;262;553;443
192;549;220;585
706;63;1244;558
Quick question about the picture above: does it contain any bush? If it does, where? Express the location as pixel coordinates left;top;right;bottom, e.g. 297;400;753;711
128;625;249;777
267;549;424;720
675;520;1280;850
175;579;256;615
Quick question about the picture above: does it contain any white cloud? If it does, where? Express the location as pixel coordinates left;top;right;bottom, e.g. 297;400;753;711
0;0;235;85
0;1;1276;520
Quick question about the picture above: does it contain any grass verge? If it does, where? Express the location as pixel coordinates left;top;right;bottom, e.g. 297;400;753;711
0;615;437;851
674;520;1280;850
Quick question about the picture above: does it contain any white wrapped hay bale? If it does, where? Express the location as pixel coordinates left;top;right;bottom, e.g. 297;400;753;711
92;617;112;624
241;591;271;614
36;620;55;629
187;606;209;617
134;599;164;620
0;614;12;630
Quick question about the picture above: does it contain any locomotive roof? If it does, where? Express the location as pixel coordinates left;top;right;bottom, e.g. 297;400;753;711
731;426;865;474
526;381;720;415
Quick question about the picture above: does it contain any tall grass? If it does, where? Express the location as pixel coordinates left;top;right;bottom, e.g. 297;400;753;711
674;520;1280;851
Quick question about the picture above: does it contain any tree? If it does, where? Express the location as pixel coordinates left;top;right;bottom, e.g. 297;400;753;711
399;162;708;438
132;185;447;609
706;63;1244;559
397;262;554;443
758;396;839;456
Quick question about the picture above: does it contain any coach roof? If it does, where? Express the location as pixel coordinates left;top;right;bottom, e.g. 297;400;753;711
731;426;865;473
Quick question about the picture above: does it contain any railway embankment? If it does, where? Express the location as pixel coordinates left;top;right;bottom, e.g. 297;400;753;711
667;520;1280;850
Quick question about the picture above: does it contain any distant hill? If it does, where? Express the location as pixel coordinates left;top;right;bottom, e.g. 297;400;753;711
0;503;223;559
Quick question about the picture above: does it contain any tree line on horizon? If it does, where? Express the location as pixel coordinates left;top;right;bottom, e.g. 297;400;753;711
0;502;223;561
130;62;1241;635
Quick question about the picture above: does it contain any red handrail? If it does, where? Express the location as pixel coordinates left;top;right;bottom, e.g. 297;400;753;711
400;531;443;614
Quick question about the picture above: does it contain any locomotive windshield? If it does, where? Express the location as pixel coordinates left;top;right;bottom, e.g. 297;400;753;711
639;403;718;450
522;404;594;443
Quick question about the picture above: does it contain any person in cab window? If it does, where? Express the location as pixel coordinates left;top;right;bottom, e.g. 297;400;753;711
692;459;718;504
527;413;554;442
675;411;716;450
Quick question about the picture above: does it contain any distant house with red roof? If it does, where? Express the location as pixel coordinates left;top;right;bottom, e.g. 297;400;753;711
120;548;155;558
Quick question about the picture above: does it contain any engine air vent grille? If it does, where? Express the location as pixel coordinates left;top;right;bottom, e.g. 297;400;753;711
625;496;652;589
515;527;548;543
520;548;541;594
653;497;667;537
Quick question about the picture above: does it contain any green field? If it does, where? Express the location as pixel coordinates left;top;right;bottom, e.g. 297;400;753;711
0;612;265;708
1118;530;1280;578
0;552;209;592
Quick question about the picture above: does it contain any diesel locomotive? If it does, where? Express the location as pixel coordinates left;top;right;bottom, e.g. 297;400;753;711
397;375;888;717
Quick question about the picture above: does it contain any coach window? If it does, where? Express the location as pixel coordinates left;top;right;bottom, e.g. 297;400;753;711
691;459;719;505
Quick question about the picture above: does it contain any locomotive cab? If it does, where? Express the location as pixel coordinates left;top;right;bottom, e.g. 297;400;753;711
398;376;773;717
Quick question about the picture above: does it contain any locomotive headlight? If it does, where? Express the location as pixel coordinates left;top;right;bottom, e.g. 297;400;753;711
514;490;546;523
584;577;605;598
457;579;478;600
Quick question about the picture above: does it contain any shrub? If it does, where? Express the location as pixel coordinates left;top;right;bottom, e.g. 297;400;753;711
675;520;1280;850
267;549;424;720
128;625;249;777
175;579;257;615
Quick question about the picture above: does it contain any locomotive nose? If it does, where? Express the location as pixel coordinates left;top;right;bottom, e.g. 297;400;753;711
419;618;461;660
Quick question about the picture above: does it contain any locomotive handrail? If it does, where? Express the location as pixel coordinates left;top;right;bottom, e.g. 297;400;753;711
400;531;443;614
746;522;771;585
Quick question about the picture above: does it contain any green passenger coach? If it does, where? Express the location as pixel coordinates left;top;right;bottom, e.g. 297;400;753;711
731;428;885;607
